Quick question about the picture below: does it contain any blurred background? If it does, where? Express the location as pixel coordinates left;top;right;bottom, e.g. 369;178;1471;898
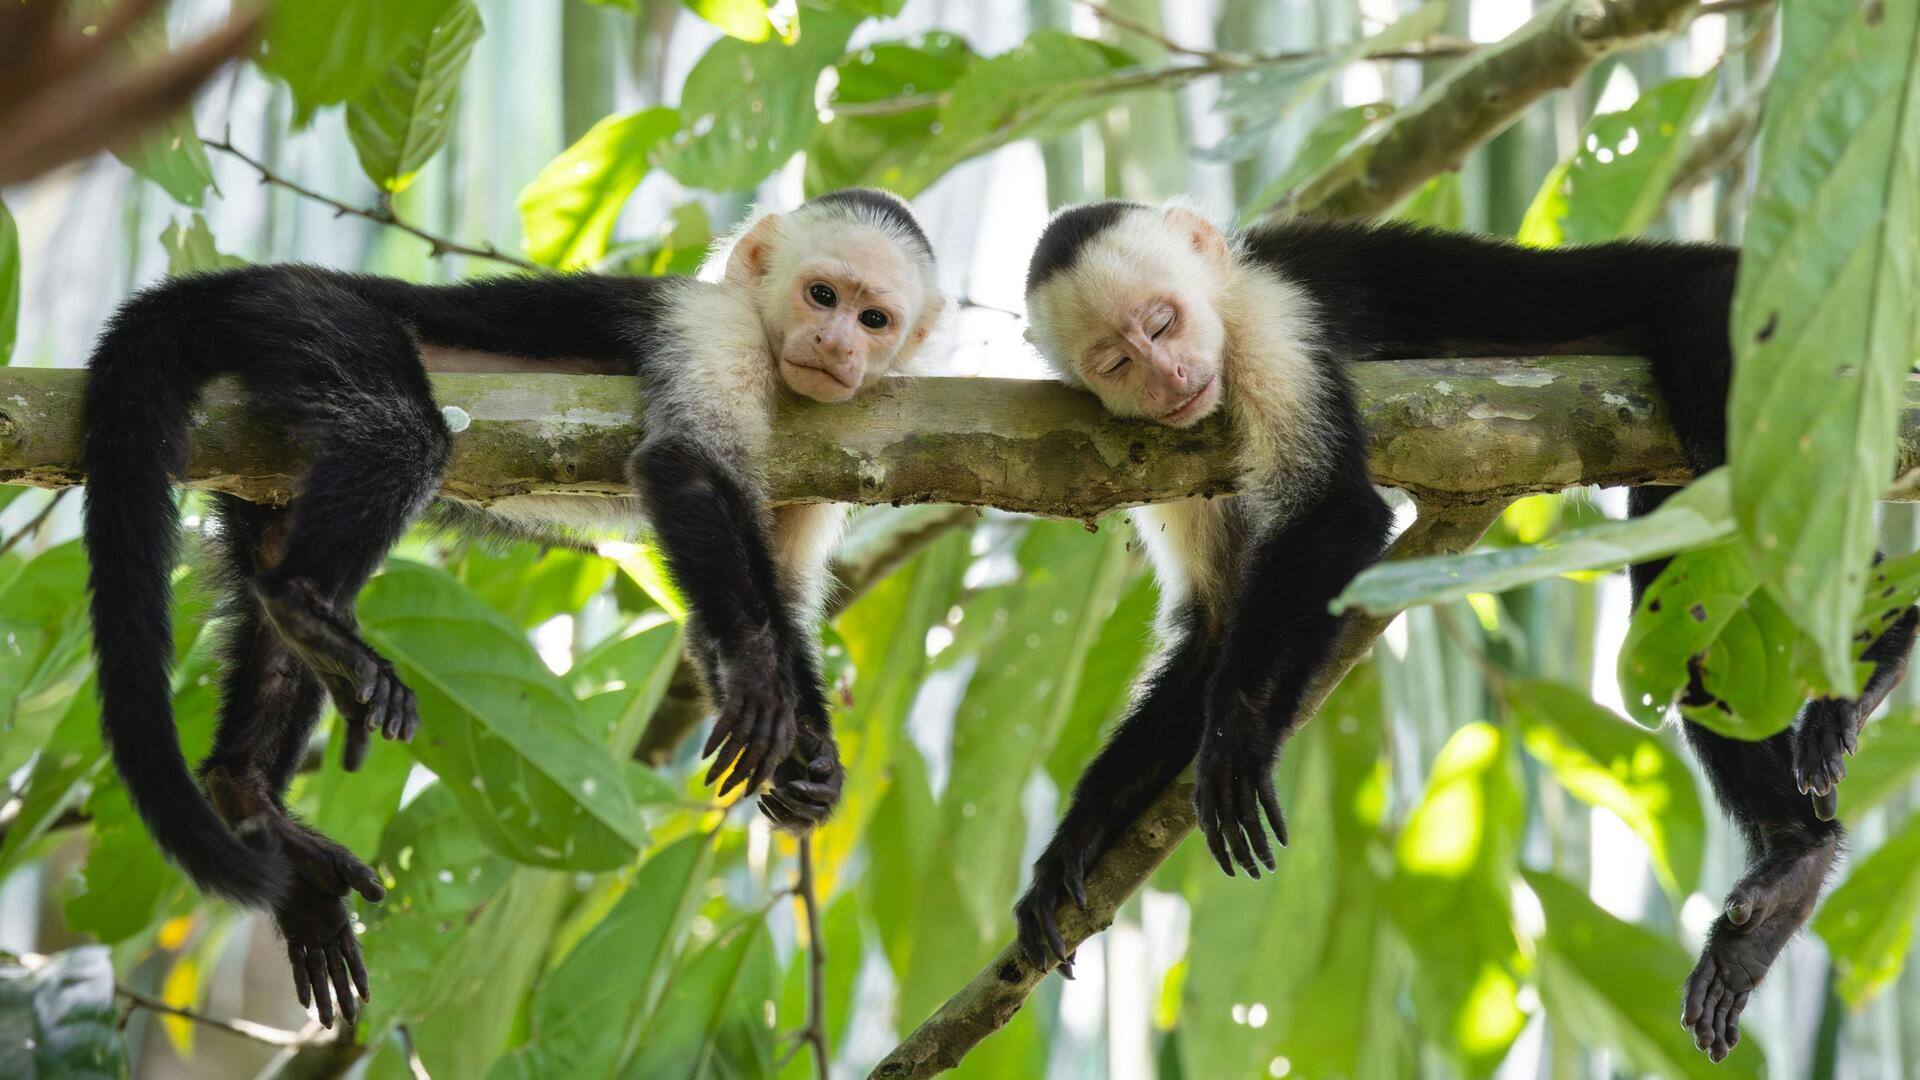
5;1;1906;1078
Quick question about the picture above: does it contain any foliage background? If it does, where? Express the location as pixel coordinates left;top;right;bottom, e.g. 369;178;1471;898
2;1;1917;1078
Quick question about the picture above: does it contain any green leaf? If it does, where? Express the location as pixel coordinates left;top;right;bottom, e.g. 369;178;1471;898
159;216;246;276
658;13;862;192
1815;808;1920;1004
1835;705;1920;819
357;560;647;869
1391;172;1465;230
0;541;93;781
0;691;105;886
0;198;16;365
258;0;461;125
805;34;979;196
1043;571;1156;791
1388;721;1527;1077
63;779;188;943
1518;73;1717;246
939;522;1135;931
1727;0;1920;692
1528;870;1765;1077
0;948;121;1079
455;544;612;630
520;107;680;269
114;113;216;208
493;834;715;1079
302;712;415;857
346;0;484;194
681;0;785;42
601;201;713;277
1241;103;1392;222
1507;679;1705;897
618;914;775;1078
1337;469;1736;616
571;619;685;754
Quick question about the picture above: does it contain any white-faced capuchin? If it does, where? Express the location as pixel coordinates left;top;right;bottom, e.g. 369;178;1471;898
80;188;945;1028
1015;200;1917;1061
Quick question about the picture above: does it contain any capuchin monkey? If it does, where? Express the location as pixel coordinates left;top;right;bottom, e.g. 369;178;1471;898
81;188;945;1028
1015;201;1917;1061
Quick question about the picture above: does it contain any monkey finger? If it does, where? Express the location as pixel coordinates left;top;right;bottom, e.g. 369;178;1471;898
704;739;744;788
1257;776;1288;850
1045;917;1072;976
774;779;838;802
1682;955;1714;1026
703;713;739;760
1812;787;1839;822
305;947;335;1028
341;724;371;773
1194;783;1234;876
362;677;392;741
324;946;358;1025
288;943;313;1009
341;930;370;1002
1064;853;1089;911
346;859;385;903
389;684;418;742
353;656;380;706
1223;783;1261;878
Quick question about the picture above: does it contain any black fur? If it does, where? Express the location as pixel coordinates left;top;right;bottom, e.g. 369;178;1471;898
1016;206;1918;1058
803;188;933;260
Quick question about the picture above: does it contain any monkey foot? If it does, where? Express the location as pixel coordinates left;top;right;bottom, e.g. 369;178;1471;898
703;652;798;799
1792;700;1857;820
272;819;384;1029
758;729;843;831
258;577;418;769
1682;833;1835;1060
1014;823;1104;979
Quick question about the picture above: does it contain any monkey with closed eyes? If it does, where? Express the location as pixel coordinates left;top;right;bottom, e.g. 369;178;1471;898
81;188;947;1027
1016;201;1916;1061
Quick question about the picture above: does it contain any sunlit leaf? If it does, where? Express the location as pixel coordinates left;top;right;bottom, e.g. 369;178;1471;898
0;947;121;1079
600;202;713;278
1727;0;1920;692
1835;705;1920;819
618;913;775;1078
357;560;647;869
1389;721;1527;1076
1815;808;1920;1005
346;0;484;193
680;0;783;43
1507;679;1705;897
456;544;612;630
258;0;462;124
1529;871;1765;1077
806;34;979;196
571;618;685;753
1338;469;1735;616
520;107;680;269
658;13;862;192
1518;73;1717;246
1392;172;1465;230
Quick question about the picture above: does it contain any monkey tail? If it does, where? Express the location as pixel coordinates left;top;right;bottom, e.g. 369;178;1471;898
80;278;287;908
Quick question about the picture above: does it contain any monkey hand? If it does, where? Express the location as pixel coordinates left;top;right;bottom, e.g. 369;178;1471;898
704;669;798;800
1194;722;1287;879
1014;822;1102;979
758;728;844;831
272;845;384;1029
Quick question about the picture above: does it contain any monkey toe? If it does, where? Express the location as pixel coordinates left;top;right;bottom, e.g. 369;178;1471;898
1013;884;1072;978
1683;927;1767;1061
340;723;371;772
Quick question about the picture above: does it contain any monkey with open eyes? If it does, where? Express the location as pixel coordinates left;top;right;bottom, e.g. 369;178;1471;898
80;188;946;1028
1015;201;1917;1061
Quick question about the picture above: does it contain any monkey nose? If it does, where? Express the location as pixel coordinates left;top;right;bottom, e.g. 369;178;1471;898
1173;363;1188;382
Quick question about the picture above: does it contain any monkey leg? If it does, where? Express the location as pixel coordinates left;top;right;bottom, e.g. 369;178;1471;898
1679;722;1840;1062
1793;606;1917;818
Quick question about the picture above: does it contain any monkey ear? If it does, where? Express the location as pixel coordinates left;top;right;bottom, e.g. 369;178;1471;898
1022;325;1039;346
724;212;785;288
1163;206;1229;268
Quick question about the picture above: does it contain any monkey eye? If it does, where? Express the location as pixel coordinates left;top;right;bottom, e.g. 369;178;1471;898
859;308;890;330
809;282;837;307
1149;311;1175;340
1101;355;1131;377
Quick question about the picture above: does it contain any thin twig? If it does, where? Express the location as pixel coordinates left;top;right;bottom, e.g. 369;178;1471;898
957;296;1024;320
1077;0;1228;64
116;982;319;1047
795;836;831;1080
0;489;70;560
1696;0;1774;14
200;135;541;272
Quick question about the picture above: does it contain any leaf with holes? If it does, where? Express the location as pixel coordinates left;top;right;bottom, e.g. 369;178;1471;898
357;560;647;869
1727;0;1920;694
347;0;484;193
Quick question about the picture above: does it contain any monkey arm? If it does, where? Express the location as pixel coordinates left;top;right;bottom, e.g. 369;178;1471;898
1195;467;1393;878
1014;605;1214;973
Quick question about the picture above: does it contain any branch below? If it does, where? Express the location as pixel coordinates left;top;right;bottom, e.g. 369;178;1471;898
9;354;1886;516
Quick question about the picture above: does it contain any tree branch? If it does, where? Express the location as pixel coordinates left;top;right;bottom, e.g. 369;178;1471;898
6;354;1856;515
116;981;320;1048
869;499;1513;1079
1279;0;1704;219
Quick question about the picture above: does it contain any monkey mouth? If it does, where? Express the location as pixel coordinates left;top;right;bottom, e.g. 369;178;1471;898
780;357;860;399
1159;376;1217;425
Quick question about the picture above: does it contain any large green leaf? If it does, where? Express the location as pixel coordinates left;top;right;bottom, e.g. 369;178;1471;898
0;541;93;781
356;560;647;870
1726;0;1920;692
805;34;979;196
681;0;787;42
1616;543;1806;739
940;521;1135;932
1338;470;1735;615
1241;102;1393;221
1043;571;1156;791
1815;808;1920;1004
1388;721;1527;1077
302;711;415;857
570;619;685;754
346;0;484;193
657;13;862;191
1507;680;1704;898
1518;73;1717;246
519;107;680;269
114;113;216;208
159;216;246;276
0;197;15;364
1529;871;1764;1077
618;914;776;1079
0;691;104;886
0;948;121;1079
494;834;715;1079
257;0;461;124
456;544;612;630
